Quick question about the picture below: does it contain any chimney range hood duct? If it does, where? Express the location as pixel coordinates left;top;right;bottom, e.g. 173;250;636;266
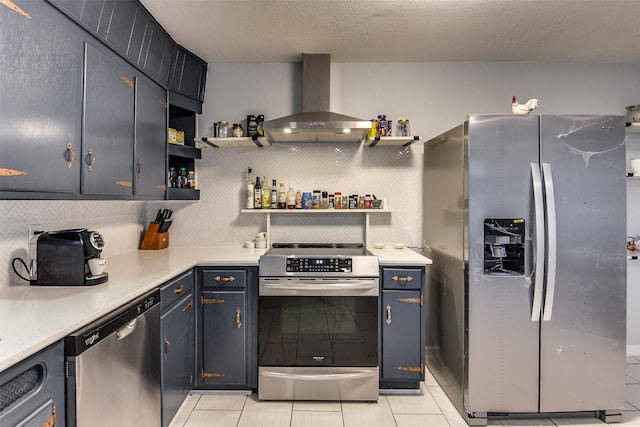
263;53;371;144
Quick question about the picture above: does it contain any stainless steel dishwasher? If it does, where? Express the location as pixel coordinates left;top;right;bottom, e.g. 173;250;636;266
65;290;161;427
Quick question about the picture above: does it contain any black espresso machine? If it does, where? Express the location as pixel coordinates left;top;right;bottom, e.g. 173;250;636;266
31;228;109;286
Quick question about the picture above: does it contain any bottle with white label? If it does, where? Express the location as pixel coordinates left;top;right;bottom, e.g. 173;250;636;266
271;179;278;209
246;167;254;209
286;186;296;209
278;182;286;209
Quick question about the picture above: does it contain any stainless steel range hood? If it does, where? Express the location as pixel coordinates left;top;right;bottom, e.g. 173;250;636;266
263;53;371;144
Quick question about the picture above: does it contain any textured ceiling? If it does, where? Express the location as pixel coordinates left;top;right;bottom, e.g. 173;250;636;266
140;0;640;64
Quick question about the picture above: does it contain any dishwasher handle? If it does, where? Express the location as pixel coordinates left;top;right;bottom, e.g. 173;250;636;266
116;319;138;340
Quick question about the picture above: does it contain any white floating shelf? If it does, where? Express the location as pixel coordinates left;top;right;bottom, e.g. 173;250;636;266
196;136;269;148
365;136;422;147
241;209;392;214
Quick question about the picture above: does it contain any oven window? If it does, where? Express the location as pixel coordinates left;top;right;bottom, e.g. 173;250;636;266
259;296;378;367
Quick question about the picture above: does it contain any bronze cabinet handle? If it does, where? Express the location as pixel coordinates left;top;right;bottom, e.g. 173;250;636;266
385;304;392;325
65;142;75;169
235;307;242;328
173;284;184;294
215;275;236;283
391;275;413;282
183;300;193;312
85;148;95;172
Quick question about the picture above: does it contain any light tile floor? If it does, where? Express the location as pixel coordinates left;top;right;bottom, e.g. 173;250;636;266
170;357;640;427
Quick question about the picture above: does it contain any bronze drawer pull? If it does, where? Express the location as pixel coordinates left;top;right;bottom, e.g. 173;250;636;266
201;296;225;305
397;364;424;374
398;295;423;306
385;304;392;325
392;275;413;282
85;147;95;173
215;275;235;283
173;284;184;294
201;370;225;379
235;307;242;328
183;300;193;312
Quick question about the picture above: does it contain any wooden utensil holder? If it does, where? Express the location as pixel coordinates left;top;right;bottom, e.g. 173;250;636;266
140;222;169;250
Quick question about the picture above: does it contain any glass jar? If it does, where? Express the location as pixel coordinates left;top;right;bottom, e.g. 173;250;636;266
397;119;410;137
218;120;229;138
233;123;244;137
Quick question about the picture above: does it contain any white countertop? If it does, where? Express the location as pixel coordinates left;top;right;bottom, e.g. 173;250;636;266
0;246;431;372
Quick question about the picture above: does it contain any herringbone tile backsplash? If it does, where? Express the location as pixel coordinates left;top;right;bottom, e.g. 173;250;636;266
1;142;424;286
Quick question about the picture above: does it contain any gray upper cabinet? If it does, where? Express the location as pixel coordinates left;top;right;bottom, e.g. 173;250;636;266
82;42;135;196
169;47;207;103
134;77;167;198
0;0;83;196
49;0;176;87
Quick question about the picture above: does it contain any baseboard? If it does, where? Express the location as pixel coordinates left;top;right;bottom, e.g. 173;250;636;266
627;345;640;357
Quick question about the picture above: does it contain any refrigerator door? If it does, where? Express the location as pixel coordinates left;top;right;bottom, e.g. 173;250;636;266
539;115;627;412
465;115;541;413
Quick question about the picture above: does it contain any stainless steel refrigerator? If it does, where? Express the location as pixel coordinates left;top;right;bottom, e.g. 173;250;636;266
423;115;627;425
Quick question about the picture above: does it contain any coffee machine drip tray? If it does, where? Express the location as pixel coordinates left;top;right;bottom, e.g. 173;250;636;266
85;272;109;286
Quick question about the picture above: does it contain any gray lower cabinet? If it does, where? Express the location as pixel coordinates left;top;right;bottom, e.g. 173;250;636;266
0;0;83;195
380;267;426;389
0;341;65;426
160;270;195;427
196;267;257;390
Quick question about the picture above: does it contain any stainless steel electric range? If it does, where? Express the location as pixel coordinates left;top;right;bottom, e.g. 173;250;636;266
258;243;380;401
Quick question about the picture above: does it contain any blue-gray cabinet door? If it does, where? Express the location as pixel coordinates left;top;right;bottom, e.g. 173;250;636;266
381;290;422;382
201;291;246;386
0;0;82;194
161;293;194;427
82;42;134;196
134;76;166;197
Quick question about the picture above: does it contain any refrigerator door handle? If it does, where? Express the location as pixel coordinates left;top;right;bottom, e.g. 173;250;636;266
542;162;557;322
530;163;545;322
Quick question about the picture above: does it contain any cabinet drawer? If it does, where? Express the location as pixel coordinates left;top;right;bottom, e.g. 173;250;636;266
382;268;422;290
161;270;194;309
202;270;246;289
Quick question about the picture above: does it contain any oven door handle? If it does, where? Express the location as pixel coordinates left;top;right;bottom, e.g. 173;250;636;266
260;370;378;381
261;281;377;291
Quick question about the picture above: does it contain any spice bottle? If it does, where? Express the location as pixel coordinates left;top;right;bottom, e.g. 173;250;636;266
168;167;176;188
365;194;372;209
335;191;342;209
397;119;410;137
187;171;196;189
177;168;187;188
312;191;321;209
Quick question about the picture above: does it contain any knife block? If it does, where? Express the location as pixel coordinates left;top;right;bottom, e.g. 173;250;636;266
140;222;169;250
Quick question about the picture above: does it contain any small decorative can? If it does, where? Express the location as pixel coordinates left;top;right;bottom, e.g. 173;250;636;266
302;192;312;209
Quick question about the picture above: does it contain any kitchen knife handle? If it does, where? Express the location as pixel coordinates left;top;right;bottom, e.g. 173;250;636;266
530;163;545;322
542;163;557;322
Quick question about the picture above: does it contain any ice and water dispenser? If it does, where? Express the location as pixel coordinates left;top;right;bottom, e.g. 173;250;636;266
483;218;525;276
